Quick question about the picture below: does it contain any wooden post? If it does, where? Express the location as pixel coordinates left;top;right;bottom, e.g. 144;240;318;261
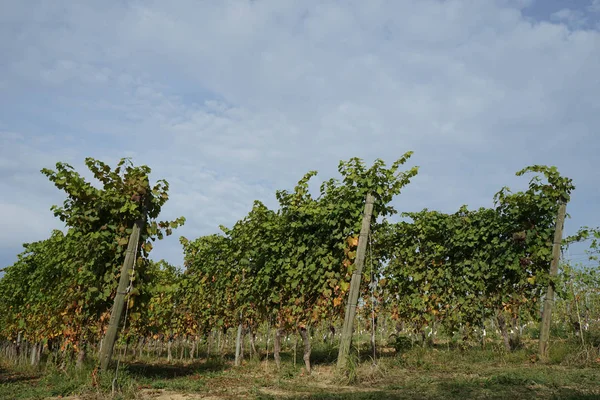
264;318;270;370
538;201;567;360
99;219;143;371
235;319;243;366
337;193;375;370
274;328;282;370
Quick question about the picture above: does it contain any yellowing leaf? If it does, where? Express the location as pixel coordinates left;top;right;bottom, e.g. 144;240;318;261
340;281;350;292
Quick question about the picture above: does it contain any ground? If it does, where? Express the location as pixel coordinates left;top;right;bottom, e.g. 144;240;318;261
1;342;600;399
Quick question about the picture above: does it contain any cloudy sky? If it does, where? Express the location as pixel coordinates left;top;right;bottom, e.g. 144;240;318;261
1;0;599;269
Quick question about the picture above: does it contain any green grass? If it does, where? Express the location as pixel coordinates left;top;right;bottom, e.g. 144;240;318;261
0;361;103;399
1;340;599;400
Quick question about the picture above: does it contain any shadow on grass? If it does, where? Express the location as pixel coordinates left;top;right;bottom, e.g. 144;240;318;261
258;387;600;400
548;392;600;400
0;365;39;384
309;345;339;365
257;391;409;400
437;379;600;400
0;372;39;384
268;347;339;366
123;357;227;380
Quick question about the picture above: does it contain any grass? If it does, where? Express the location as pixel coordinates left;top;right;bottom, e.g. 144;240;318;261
0;362;102;399
1;339;599;399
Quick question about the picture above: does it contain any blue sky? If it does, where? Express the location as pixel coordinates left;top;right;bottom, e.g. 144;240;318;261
1;0;599;269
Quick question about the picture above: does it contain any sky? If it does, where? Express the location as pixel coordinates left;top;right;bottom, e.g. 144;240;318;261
1;0;599;269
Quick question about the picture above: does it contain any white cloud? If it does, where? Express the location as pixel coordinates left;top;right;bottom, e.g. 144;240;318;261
0;0;599;267
550;8;588;28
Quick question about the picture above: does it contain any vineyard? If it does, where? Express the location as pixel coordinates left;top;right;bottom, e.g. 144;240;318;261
1;154;599;399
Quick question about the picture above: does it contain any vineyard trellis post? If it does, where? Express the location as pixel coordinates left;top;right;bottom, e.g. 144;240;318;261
337;193;375;370
99;218;143;371
235;313;243;367
538;201;567;360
